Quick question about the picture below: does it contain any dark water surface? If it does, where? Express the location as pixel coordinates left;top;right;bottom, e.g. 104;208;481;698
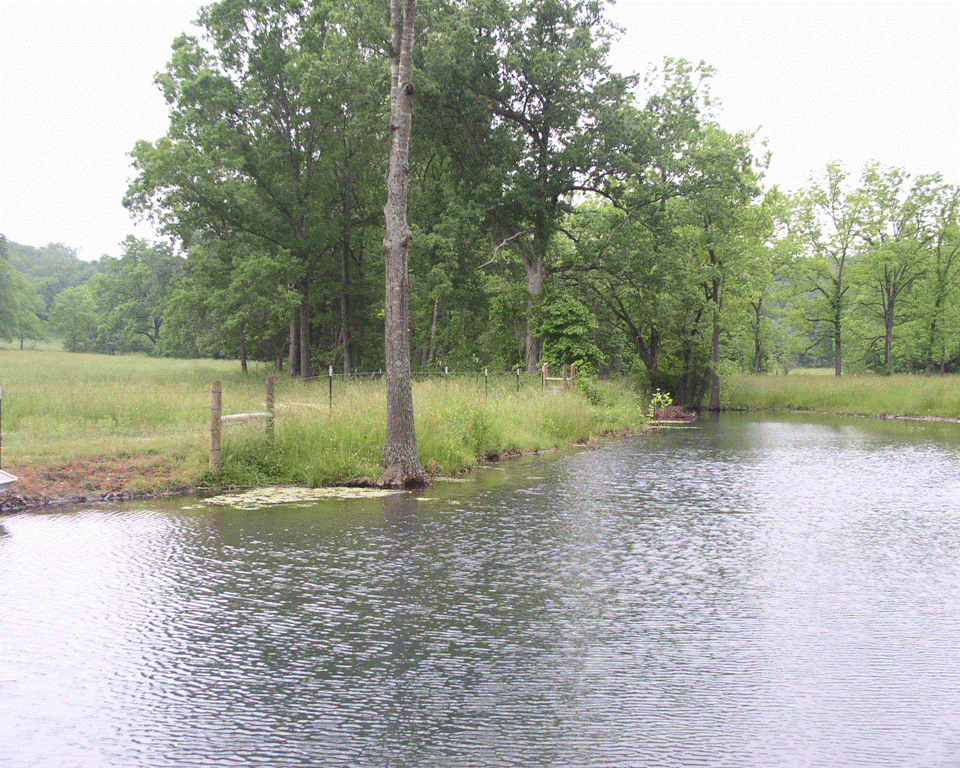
2;413;959;767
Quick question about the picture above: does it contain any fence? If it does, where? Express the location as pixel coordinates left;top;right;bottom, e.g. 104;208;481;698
208;365;576;470
542;363;576;389
209;377;275;471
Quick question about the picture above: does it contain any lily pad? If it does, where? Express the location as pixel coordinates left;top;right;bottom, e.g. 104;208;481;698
204;485;403;509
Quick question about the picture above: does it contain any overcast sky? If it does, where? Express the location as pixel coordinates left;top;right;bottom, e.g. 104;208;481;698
1;1;958;261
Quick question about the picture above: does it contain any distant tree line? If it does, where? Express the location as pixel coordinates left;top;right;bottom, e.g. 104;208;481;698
3;0;958;406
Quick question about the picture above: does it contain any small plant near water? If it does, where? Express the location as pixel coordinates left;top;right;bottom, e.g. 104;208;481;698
649;389;673;417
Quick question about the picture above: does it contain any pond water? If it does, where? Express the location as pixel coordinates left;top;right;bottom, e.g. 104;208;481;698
2;412;959;767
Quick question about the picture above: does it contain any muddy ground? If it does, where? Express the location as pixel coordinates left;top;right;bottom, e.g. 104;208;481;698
0;455;198;513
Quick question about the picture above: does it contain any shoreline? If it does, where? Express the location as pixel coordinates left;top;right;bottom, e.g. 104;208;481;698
3;410;956;514
727;406;960;424
0;443;584;515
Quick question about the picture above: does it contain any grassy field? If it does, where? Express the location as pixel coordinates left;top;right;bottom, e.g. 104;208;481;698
0;349;646;489
724;370;960;420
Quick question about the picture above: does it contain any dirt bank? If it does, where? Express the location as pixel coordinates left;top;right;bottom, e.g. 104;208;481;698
0;455;198;513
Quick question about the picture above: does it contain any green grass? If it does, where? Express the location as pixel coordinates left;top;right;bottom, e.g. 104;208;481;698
1;349;267;465
219;376;645;487
1;349;646;489
724;371;960;420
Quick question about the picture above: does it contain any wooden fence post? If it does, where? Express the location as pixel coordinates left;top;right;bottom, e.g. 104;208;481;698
265;376;275;441
542;362;548;388
210;380;222;471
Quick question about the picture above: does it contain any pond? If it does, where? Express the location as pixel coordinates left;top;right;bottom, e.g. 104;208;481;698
2;413;959;767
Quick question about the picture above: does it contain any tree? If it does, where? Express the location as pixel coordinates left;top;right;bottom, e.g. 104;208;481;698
668;124;761;409
905;182;960;374
792;163;865;376
424;0;633;372
49;285;98;352
847;165;930;372
379;0;427;488
89;237;182;354
741;188;802;374
0;236;46;347
165;238;300;371
126;0;387;378
558;61;766;406
4;240;98;318
532;292;604;373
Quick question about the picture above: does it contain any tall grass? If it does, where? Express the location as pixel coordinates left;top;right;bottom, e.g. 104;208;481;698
220;376;644;486
1;350;271;464
1;349;646;488
725;372;960;419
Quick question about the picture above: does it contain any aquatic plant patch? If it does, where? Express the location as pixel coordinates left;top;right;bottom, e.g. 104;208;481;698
203;486;404;509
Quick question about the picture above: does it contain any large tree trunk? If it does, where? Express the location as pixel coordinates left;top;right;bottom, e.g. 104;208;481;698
427;296;439;367
378;0;427;488
340;168;354;378
709;308;721;411
752;299;763;373
288;316;300;377
925;316;939;376
299;279;312;380
239;324;248;374
834;325;842;377
833;290;843;376
708;267;722;412
523;248;544;374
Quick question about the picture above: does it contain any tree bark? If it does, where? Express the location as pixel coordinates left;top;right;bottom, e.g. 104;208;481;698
709;303;721;411
378;0;428;488
523;248;544;374
753;300;763;373
427;296;439;367
708;262;722;412
239;324;248;374
288;315;300;377
299;278;312;380
340;168;354;378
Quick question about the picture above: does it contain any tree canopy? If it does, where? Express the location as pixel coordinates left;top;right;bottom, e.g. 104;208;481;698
3;0;956;397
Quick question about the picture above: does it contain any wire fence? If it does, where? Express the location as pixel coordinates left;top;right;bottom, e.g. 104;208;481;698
0;365;581;466
287;363;576;395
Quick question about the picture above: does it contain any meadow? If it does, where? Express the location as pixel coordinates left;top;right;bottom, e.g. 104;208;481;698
0;349;645;489
6;347;956;498
724;369;960;420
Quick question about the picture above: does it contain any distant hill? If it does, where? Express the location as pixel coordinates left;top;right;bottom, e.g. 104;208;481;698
3;238;102;312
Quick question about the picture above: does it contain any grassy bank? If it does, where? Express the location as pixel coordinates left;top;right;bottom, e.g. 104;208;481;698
0;349;646;490
724;371;960;420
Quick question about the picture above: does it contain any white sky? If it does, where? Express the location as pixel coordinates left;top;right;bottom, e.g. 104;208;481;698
1;1;958;261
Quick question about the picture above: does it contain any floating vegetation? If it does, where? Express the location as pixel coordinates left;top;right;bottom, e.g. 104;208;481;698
204;486;403;509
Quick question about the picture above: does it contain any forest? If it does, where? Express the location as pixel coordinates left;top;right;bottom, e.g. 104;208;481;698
2;0;958;410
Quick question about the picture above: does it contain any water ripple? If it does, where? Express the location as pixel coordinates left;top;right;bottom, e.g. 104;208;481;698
2;414;959;767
